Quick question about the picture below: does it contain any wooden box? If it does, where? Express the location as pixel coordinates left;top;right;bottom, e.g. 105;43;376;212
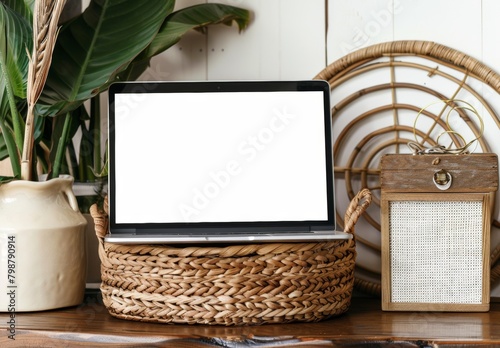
381;153;498;311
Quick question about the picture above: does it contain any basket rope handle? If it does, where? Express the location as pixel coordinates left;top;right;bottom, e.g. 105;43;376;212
343;188;372;235
90;197;112;268
90;196;109;242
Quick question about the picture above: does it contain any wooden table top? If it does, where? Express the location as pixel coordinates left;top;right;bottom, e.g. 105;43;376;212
1;291;499;347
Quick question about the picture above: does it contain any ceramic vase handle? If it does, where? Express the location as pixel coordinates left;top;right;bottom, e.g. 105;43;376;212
64;185;80;212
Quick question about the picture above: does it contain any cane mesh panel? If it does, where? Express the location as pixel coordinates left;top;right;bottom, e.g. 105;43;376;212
389;200;483;304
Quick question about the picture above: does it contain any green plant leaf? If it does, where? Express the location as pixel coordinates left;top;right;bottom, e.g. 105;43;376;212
0;175;17;183
0;3;31;108
148;3;250;58
0;0;33;24
36;0;173;117
0;117;20;176
120;3;251;81
0;136;7;159
0;3;31;175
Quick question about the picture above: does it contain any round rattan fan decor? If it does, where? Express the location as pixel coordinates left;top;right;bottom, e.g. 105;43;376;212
315;40;500;296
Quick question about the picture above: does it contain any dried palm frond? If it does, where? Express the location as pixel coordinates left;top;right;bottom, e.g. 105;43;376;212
21;0;67;180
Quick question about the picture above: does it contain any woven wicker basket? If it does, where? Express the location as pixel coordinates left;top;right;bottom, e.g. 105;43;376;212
90;189;371;325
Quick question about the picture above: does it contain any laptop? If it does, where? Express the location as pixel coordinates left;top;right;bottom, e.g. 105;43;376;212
105;80;351;244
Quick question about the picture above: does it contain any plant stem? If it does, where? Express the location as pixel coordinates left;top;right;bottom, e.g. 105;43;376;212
91;96;101;177
52;112;72;178
20;104;35;180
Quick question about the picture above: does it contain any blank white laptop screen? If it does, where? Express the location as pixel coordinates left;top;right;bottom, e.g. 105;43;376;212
108;81;342;243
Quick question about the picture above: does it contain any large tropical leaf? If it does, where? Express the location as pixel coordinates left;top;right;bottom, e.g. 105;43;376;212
120;3;251;82
0;3;32;176
36;0;174;117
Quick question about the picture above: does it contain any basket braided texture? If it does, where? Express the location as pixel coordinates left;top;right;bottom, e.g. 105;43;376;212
90;189;371;325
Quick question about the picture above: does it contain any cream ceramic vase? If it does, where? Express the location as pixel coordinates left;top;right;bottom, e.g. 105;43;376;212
0;176;87;312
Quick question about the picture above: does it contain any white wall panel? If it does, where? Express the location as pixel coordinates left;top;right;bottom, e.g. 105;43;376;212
327;0;395;62
327;0;483;64
482;0;500;71
393;0;482;60
206;0;326;80
276;0;326;79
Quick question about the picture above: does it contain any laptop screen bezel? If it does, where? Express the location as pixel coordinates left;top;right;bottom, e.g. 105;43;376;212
108;80;336;233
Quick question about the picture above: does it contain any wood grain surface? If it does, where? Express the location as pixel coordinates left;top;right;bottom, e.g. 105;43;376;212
380;154;499;193
1;291;499;347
